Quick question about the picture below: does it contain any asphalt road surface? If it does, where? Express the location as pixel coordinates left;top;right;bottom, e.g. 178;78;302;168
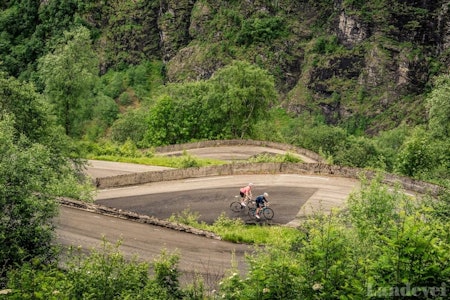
55;206;252;287
55;146;360;288
95;185;316;225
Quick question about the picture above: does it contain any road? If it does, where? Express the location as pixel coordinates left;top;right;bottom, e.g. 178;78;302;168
55;145;360;287
55;206;252;286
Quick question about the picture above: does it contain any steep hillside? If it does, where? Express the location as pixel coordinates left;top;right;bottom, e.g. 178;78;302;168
2;0;450;134
84;0;450;133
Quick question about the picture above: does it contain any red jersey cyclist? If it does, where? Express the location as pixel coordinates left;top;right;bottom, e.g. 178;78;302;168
239;183;253;206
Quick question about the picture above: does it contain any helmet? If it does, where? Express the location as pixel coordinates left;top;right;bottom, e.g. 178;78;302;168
248;183;254;186
264;192;269;198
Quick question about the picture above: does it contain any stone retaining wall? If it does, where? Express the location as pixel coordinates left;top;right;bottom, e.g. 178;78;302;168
96;162;443;196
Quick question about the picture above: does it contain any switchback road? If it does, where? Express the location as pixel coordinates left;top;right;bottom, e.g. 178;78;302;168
55;145;360;287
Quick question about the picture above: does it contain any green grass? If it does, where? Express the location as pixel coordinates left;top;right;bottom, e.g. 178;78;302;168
170;210;299;246
212;224;299;247
86;154;227;168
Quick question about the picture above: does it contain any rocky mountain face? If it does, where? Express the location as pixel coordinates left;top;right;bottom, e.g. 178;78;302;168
82;0;450;134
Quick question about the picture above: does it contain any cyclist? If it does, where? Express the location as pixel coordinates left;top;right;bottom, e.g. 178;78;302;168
255;192;269;219
239;183;253;206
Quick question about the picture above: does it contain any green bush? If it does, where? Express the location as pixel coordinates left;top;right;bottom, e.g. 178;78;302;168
110;109;148;144
168;208;202;227
236;14;287;46
6;239;197;299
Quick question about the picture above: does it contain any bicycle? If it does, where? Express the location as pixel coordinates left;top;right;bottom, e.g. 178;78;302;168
230;196;256;213
248;203;274;220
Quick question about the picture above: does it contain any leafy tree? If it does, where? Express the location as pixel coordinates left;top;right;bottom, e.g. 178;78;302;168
110;109;148;144
141;61;276;146
333;135;380;168
0;118;58;286
0;0;41;77
143;94;187;146
291;123;348;159
141;81;212;146
0;73;94;287
206;60;277;138
82;93;119;141
38;26;98;137
372;124;410;172
395;127;436;178
0;71;51;142
427;74;450;139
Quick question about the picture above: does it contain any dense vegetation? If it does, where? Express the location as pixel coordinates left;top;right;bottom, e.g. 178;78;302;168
1;0;449;298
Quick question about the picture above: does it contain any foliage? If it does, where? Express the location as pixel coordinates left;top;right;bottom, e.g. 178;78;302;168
0;117;93;287
218;176;450;299
0;71;53;143
0;1;39;77
0;74;94;286
333;135;381;168
82;93;119;141
177;151;202;168
143;93;193;146
207;61;277;139
38;26;99;137
252;107;293;143
140;61;277;146
5;261;69;299
98;60;164;102
347;174;408;239
312;35;342;55
0;120;59;287
168;208;203;227
426;185;450;222
6;239;199;299
371;124;411;172
110;109;148;144
248;152;302;163
65;240;150;299
236;13;287;46
426;74;450;139
394;127;436;179
291;122;348;159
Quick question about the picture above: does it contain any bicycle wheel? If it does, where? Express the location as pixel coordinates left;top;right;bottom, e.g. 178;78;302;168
247;200;256;209
248;208;257;218
230;201;243;213
262;207;274;220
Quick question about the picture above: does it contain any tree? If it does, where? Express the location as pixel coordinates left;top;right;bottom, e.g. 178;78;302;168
0;118;58;286
395;127;435;178
0;0;42;77
0;73;94;287
140;61;277;146
38;26;98;137
0;71;51;142
207;60;277;138
427;74;450;139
